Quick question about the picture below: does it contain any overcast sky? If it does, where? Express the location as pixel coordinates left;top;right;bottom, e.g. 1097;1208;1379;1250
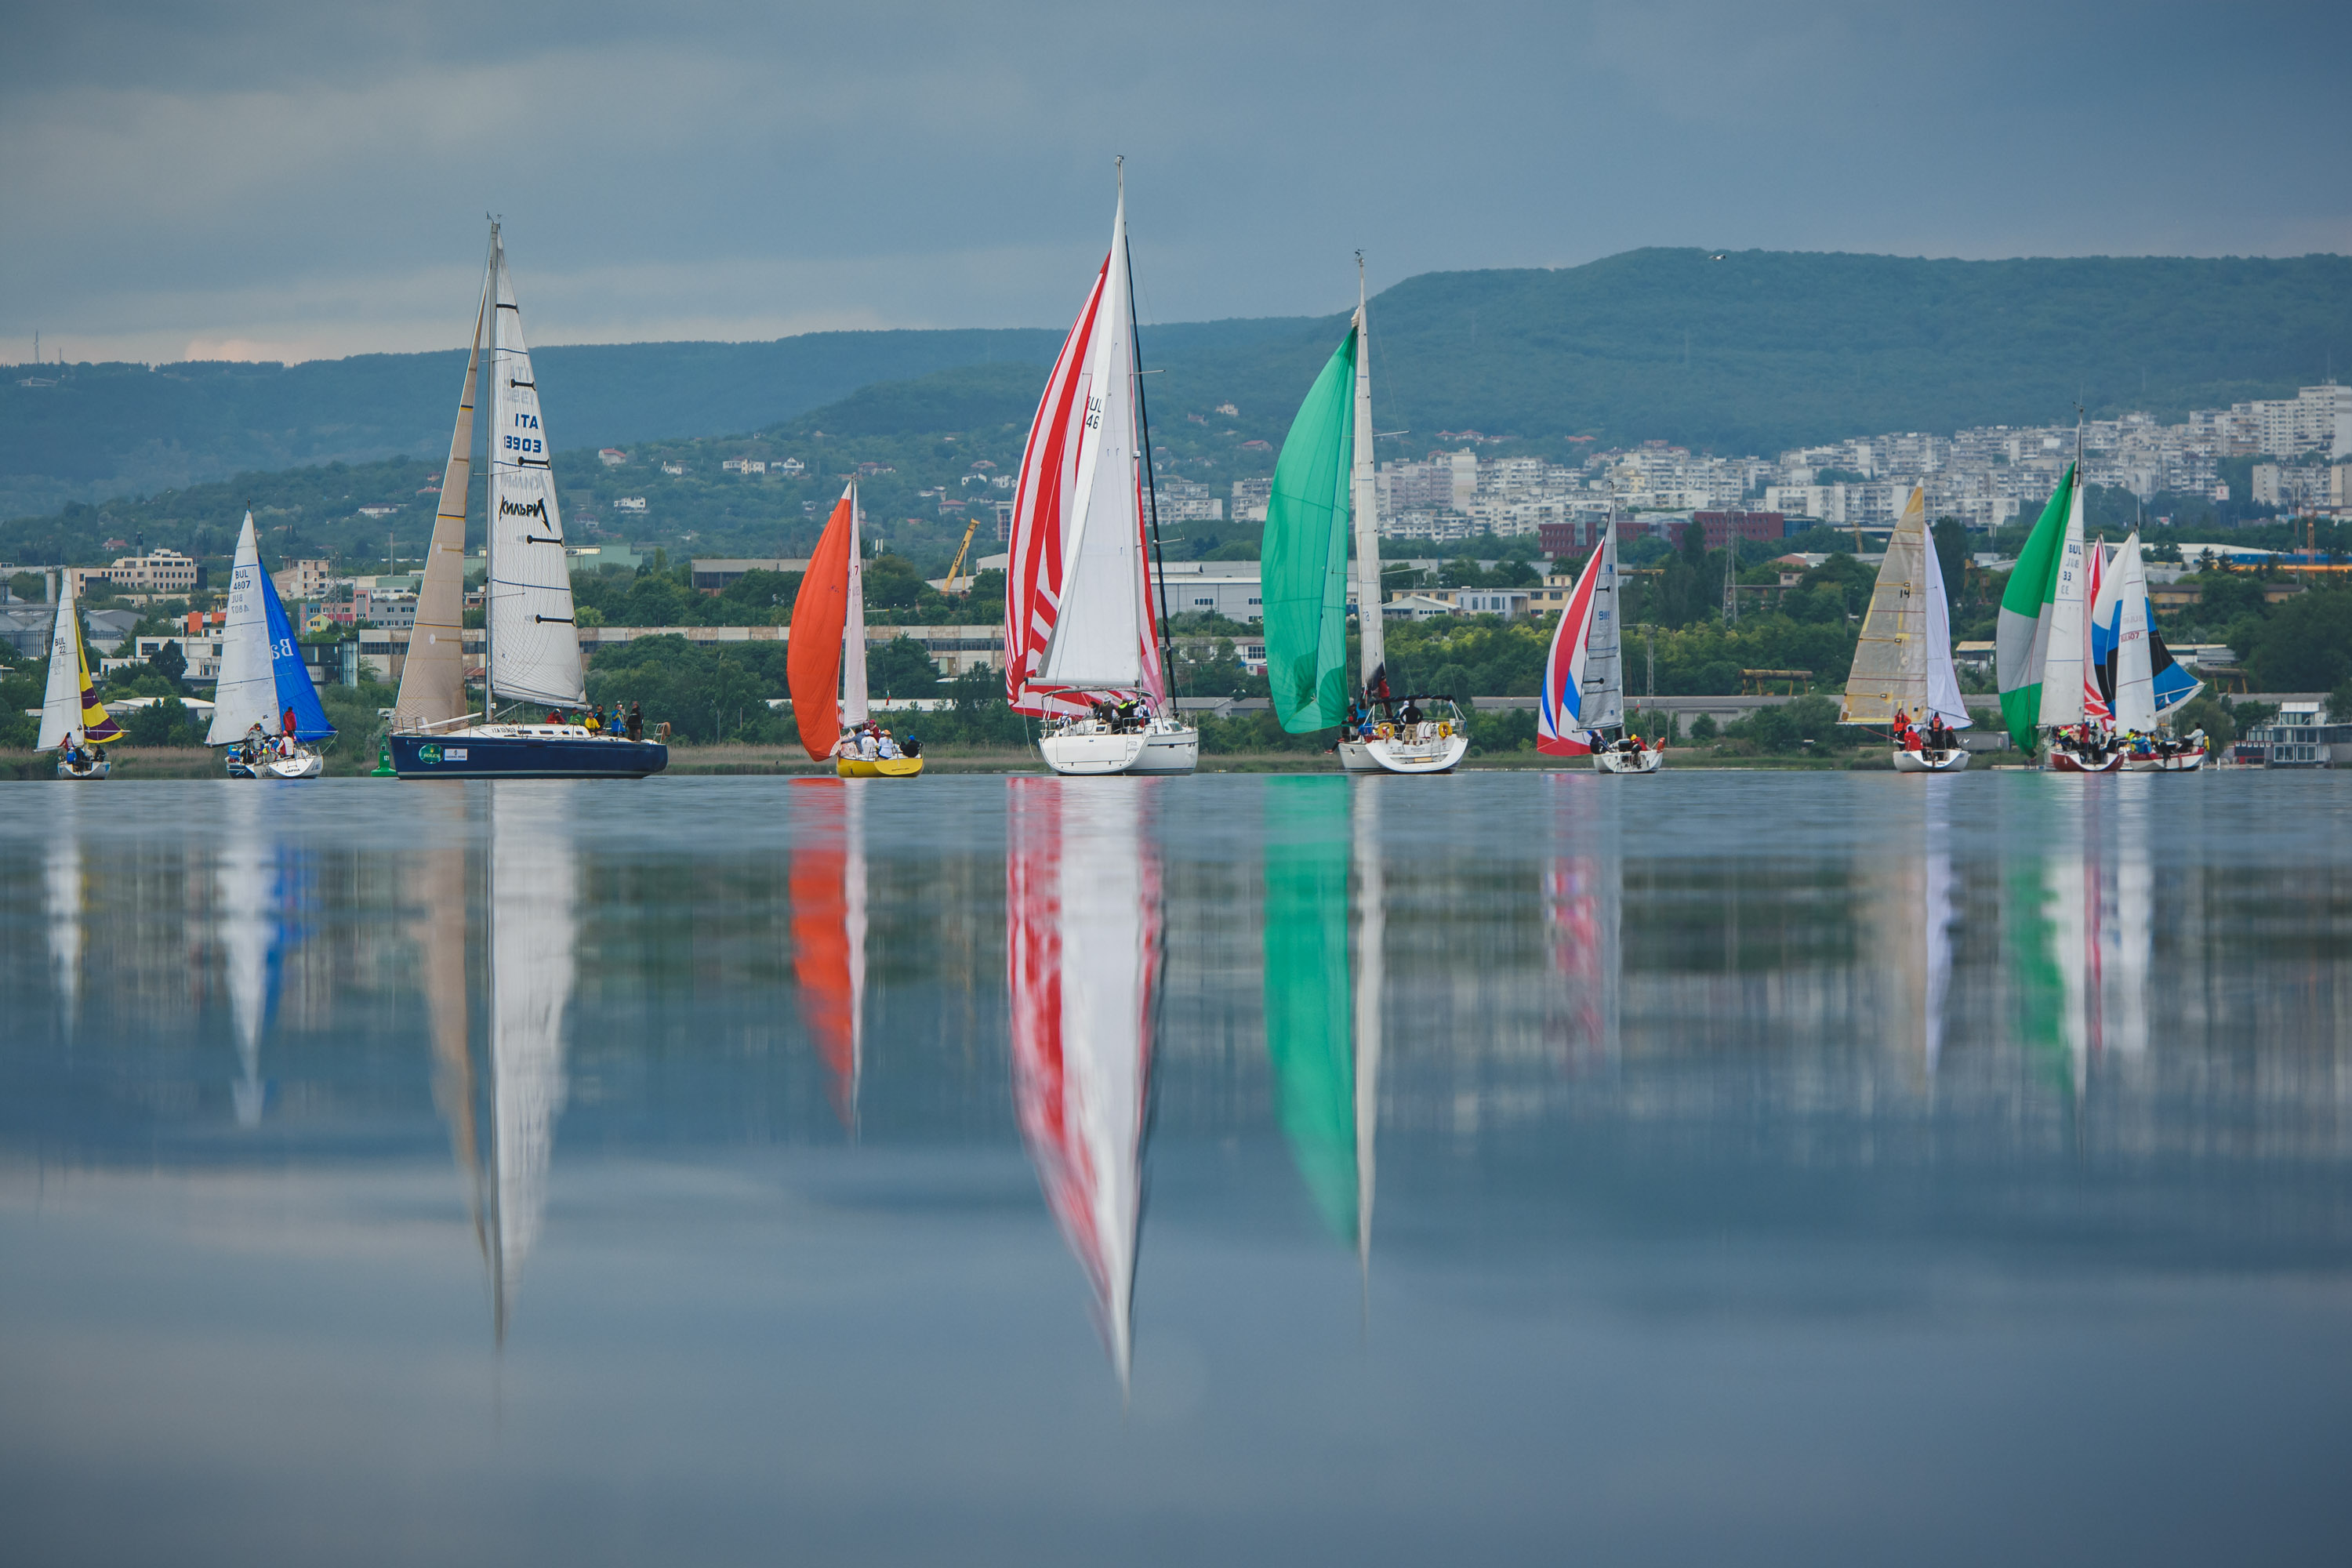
5;0;2347;365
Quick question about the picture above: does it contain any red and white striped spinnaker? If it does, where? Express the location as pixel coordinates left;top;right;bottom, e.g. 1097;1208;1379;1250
1004;180;1166;718
1007;779;1161;1396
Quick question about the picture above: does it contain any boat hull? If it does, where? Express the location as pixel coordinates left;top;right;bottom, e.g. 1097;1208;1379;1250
227;750;325;779
390;729;668;779
1892;747;1971;773
836;756;925;778
2046;748;2125;774
1039;726;1199;777
1338;731;1469;774
1592;747;1663;774
55;756;110;780
2122;750;2205;772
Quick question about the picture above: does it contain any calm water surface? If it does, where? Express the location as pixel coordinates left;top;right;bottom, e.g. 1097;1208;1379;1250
5;772;2352;1566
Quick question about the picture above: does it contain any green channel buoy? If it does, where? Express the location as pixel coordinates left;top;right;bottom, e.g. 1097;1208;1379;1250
371;739;396;778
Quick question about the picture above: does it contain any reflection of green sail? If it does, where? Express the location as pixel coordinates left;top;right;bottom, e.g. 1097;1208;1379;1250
2005;858;2076;1106
1264;779;1355;1239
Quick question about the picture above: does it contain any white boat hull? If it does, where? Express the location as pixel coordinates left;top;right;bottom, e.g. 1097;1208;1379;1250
55;755;111;780
1592;747;1663;774
1040;724;1199;777
2123;750;2205;772
1338;731;1469;774
1892;746;1970;773
227;749;325;780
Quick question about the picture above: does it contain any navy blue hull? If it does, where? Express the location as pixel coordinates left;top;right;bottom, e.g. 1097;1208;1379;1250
390;732;668;779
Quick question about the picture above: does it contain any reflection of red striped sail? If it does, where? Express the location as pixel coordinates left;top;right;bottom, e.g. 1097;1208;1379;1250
1007;779;1161;1393
790;779;865;1129
1004;257;1108;720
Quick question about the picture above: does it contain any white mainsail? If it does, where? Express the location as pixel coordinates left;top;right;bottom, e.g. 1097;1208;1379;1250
394;260;491;728
1921;513;1969;726
487;783;578;1340
37;572;87;752
1351;263;1385;688
842;485;869;728
1038;182;1148;691
2108;533;2158;732
485;229;586;710
2036;477;2090;730
206;513;278;744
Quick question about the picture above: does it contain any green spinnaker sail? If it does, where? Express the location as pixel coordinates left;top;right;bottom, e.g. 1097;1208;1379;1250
1995;463;2076;751
1262;779;1356;1239
1262;325;1358;733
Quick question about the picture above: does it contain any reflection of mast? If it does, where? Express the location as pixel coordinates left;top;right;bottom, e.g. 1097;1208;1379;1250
1008;779;1160;1397
45;795;84;1032
2106;785;2151;1062
485;784;579;1344
216;789;273;1127
1350;782;1383;1290
791;779;867;1131
1922;784;1955;1079
412;793;485;1265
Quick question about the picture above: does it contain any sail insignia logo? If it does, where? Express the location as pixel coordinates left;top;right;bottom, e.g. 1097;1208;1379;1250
499;497;548;520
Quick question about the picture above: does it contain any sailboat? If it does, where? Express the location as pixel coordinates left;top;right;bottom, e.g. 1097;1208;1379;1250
1004;167;1198;776
387;223;666;779
37;569;122;778
2093;533;2207;771
1995;446;2121;771
1842;488;1973;771
1262;779;1382;1279
1007;777;1161;1395
791;778;869;1128
1537;528;1655;771
790;483;921;777
1265;261;1468;773
207;510;334;778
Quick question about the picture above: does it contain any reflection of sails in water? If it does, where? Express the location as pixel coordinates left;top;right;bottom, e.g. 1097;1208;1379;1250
486;785;579;1341
412;793;485;1261
1008;779;1160;1395
791;780;868;1129
215;789;288;1128
1542;775;1621;1075
1264;781;1358;1243
46;798;84;1030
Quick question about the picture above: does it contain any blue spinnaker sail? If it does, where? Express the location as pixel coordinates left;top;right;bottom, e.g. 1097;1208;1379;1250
261;570;336;740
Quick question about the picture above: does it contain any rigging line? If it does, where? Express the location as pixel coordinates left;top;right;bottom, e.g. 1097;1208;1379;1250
1126;226;1183;709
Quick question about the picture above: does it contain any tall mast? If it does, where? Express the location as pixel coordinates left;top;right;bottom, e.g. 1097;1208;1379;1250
1351;255;1385;688
842;480;869;725
483;220;502;726
1122;159;1181;710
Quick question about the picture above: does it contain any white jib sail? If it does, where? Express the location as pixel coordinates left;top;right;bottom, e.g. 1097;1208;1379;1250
1920;511;1972;727
1040;183;1146;691
2037;477;2089;729
207;512;280;744
1351;274;1385;688
2109;533;2158;732
488;783;578;1332
842;484;869;727
485;232;586;710
38;572;85;751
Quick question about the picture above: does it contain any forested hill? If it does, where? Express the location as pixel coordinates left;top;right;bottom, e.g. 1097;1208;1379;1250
7;250;2347;522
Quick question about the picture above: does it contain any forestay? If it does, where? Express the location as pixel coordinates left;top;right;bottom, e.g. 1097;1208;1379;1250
485;233;586;710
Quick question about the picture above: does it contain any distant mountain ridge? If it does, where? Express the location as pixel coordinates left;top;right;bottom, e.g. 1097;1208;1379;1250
6;249;2347;522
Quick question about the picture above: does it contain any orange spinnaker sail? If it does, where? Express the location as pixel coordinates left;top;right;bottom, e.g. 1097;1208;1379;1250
789;488;857;761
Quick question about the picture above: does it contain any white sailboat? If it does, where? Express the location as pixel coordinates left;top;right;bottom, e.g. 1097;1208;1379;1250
2099;533;2207;771
388;223;665;779
1538;527;1655;771
37;571;121;778
1841;487;1972;771
207;511;331;778
1005;168;1198;776
1335;264;1468;775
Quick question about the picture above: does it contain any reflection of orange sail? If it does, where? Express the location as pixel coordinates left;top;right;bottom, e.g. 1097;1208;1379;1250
1008;778;1161;1396
788;485;858;761
790;779;866;1128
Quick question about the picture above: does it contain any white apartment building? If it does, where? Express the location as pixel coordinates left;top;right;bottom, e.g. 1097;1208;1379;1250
1150;561;1263;621
67;548;201;598
1231;477;1272;523
1152;478;1224;524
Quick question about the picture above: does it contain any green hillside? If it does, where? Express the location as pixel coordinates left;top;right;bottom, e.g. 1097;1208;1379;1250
9;250;2345;525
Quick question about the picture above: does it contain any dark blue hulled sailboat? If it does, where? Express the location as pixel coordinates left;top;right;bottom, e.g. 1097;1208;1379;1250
388;223;665;781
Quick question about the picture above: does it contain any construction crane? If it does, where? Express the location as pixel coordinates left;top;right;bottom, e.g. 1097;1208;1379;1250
942;517;982;594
